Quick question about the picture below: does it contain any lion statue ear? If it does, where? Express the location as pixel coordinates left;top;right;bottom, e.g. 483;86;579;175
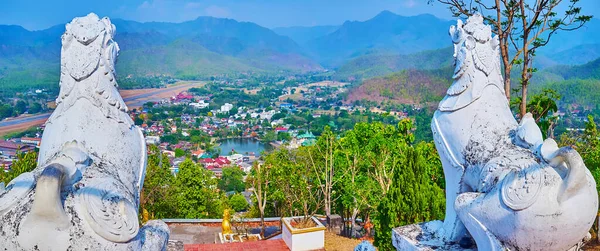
100;17;116;42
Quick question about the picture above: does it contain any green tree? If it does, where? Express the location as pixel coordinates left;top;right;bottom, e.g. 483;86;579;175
247;162;272;237
218;166;246;193
134;116;144;126
229;193;249;212
338;127;381;237
271;112;286;121
578;116;600;192
0;104;14;120
1;151;37;184
14;100;27;115
511;88;560;122
140;145;176;218
277;132;292;142
261;131;277;143
373;145;445;250
229;107;239;116
305;126;340;216
29;102;42;114
174;159;226;218
268;147;322;220
527;88;560;138
174;148;186;157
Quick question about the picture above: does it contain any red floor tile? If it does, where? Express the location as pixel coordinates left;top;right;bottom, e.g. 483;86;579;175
184;239;289;251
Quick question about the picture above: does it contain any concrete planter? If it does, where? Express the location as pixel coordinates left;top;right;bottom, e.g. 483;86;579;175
282;216;326;251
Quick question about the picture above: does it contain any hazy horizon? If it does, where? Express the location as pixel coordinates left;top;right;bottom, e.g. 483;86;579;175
3;0;598;31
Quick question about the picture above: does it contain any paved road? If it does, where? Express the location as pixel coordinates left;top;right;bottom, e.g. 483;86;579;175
0;82;201;133
0;113;51;127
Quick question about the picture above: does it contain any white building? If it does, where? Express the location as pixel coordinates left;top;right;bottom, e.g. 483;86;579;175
226;154;244;163
220;103;233;113
189;100;209;109
145;136;160;145
260;110;276;120
271;119;284;126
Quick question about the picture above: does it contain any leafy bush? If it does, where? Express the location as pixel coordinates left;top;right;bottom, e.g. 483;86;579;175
229;193;249;212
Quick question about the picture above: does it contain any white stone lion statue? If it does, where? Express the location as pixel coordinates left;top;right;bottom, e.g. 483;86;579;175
431;14;598;251
0;13;169;251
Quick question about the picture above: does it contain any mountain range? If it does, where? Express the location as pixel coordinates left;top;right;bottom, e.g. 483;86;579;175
1;10;600;94
303;11;456;67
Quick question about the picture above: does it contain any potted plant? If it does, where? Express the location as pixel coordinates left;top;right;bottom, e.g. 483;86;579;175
281;216;326;251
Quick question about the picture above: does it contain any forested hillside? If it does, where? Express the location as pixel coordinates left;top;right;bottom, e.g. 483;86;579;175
1;11;599;98
0;16;322;93
345;67;452;105
334;47;453;81
305;11;454;67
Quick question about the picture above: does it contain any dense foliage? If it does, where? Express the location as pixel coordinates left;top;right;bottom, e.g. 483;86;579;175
0;151;37;184
345;67;452;106
229;193;249;212
246;120;446;246
218;167;246;193
140;145;177;218
173;159;227;218
140;147;227;219
373;144;445;250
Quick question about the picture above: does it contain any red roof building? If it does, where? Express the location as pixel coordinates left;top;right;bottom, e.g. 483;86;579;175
172;92;194;101
21;137;42;147
200;157;231;169
0;141;35;158
275;127;288;132
0;160;12;171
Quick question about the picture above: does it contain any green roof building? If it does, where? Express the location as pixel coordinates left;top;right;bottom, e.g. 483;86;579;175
297;131;316;139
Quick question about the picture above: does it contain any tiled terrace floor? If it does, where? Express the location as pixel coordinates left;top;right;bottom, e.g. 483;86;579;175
184;239;289;251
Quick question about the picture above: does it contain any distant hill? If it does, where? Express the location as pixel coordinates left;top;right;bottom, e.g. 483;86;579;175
334;47;454;81
112;17;312;59
0;16;322;92
532;56;600;84
536;18;600;55
116;39;261;77
2;11;599;95
345;67;452;105
528;57;600;108
534;43;600;68
539;79;600;108
529;18;600;68
273;25;339;45
305;11;455;67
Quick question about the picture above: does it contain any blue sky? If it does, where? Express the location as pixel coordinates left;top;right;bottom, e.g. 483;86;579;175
1;0;599;31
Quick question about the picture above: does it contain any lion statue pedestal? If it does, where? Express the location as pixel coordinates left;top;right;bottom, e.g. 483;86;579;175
392;14;598;251
0;13;169;251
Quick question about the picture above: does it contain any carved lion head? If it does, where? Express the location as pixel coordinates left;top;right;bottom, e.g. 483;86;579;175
61;13;119;82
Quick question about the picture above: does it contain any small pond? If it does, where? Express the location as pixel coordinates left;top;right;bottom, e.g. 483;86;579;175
218;138;272;156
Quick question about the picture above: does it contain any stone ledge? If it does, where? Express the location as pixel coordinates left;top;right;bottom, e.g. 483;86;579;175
392;221;474;251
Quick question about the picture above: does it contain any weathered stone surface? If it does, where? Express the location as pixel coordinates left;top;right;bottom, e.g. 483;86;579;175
327;214;343;234
0;13;168;250
394;13;598;251
166;240;184;251
392;221;472;251
354;240;376;251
